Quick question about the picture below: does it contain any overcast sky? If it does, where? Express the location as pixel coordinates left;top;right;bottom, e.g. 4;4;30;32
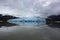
0;0;60;18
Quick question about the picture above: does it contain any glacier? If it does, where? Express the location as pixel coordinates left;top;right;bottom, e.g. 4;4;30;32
8;17;46;25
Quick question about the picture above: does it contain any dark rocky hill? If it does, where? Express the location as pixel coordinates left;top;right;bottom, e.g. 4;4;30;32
46;15;60;24
0;14;19;22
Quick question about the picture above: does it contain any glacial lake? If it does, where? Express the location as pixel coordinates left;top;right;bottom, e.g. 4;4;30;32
0;21;60;40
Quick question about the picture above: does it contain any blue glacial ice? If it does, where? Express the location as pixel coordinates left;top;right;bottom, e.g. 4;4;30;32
8;17;46;25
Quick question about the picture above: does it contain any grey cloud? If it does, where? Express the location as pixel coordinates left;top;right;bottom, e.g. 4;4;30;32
0;0;60;18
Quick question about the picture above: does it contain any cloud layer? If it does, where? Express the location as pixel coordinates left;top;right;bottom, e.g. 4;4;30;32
0;0;60;18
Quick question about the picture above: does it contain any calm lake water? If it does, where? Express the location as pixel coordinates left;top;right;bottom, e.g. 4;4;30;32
0;22;60;40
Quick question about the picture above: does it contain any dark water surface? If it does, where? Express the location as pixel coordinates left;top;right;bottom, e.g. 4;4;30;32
0;22;60;40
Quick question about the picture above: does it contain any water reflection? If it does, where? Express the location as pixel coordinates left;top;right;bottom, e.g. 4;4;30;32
46;22;60;28
0;21;60;40
0;22;17;28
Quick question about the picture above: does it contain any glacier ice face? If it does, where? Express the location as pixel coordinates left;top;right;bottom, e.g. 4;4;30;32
8;17;46;25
